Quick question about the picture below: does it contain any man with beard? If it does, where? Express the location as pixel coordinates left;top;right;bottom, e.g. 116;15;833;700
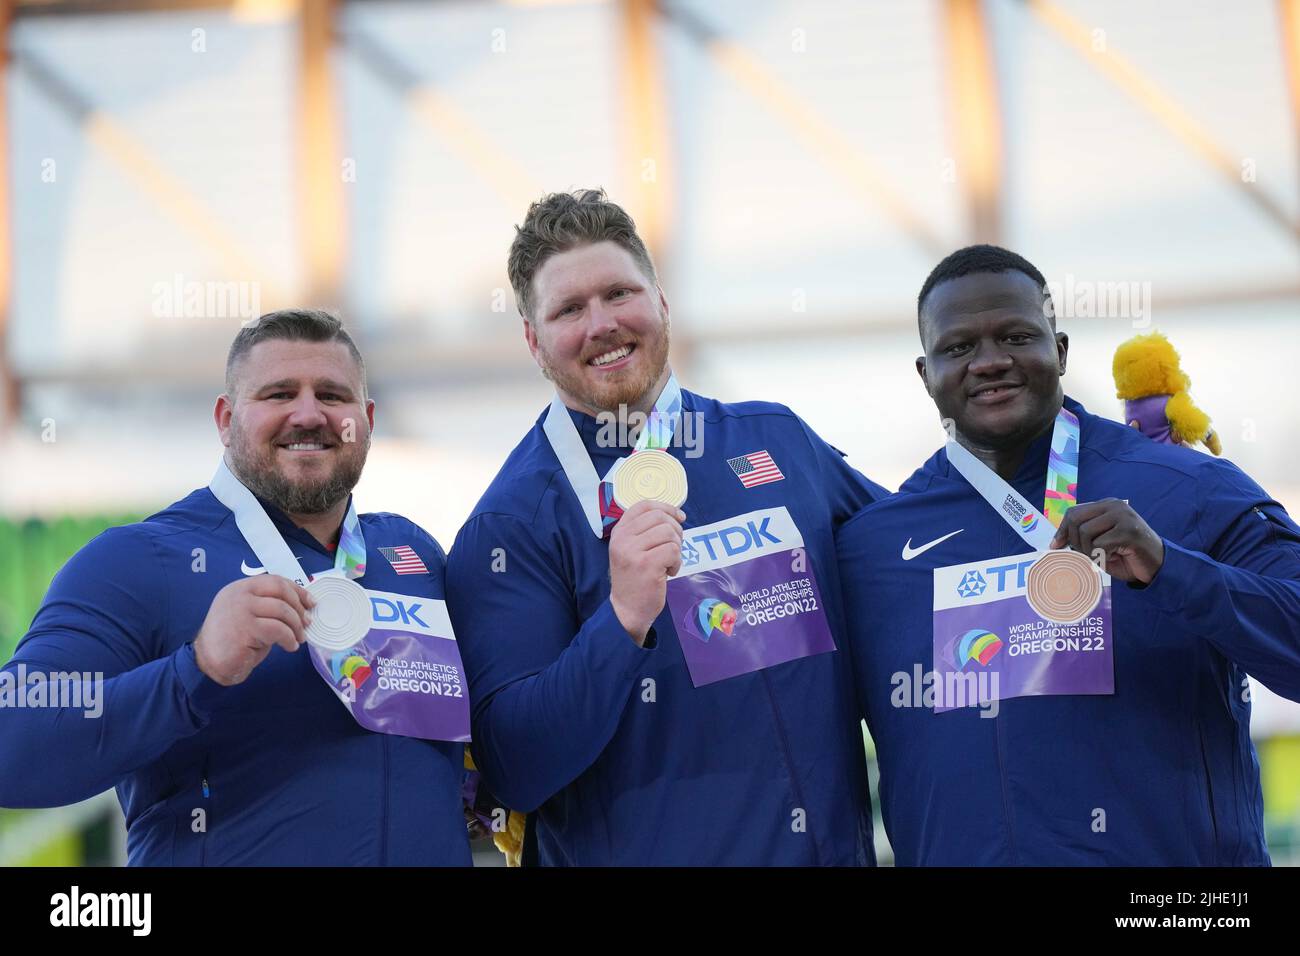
445;190;887;865
836;245;1300;865
0;310;471;866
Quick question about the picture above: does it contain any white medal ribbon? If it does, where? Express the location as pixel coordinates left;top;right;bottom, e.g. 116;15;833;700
945;435;1057;551
542;374;683;538
209;459;318;585
209;459;367;649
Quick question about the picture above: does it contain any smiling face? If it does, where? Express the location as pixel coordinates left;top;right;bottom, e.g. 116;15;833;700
916;269;1068;451
523;241;671;416
217;338;375;516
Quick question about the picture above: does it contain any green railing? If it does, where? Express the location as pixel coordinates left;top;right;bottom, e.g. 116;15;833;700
0;515;146;663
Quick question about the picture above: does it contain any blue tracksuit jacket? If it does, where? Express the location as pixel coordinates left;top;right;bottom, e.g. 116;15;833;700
837;397;1300;865
446;389;887;865
0;489;471;866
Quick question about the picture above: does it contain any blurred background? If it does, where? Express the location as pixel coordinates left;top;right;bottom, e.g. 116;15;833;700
0;0;1297;865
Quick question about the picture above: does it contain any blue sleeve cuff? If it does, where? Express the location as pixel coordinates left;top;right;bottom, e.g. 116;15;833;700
1128;538;1201;614
173;642;226;723
586;599;657;681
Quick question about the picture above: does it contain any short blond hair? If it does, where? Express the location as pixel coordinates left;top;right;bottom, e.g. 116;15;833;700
507;188;657;321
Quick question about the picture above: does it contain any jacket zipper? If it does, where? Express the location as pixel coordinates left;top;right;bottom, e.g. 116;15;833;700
994;524;1021;864
198;757;210;867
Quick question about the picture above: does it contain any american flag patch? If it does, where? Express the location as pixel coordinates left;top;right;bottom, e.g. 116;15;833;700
378;545;429;575
726;450;784;488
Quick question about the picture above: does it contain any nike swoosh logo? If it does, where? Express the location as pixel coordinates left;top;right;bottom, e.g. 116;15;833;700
901;529;964;560
241;560;267;576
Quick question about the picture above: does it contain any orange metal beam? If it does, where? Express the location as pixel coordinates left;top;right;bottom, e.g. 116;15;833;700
298;0;346;307
1281;0;1300;216
0;0;15;431
620;0;672;263
942;0;1003;244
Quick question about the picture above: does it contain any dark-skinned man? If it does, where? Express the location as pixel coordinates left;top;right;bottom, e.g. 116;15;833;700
837;244;1300;865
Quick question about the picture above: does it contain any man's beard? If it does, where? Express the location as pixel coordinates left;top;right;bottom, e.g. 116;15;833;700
227;420;368;516
538;315;671;414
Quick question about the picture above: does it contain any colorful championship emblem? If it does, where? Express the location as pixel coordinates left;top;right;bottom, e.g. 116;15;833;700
688;597;738;643
329;650;374;689
954;628;1003;668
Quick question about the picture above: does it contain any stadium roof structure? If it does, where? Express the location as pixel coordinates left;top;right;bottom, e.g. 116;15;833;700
0;0;1295;430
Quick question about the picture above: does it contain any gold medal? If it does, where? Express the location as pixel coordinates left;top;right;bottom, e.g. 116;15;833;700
612;449;689;510
1025;550;1103;624
305;575;372;652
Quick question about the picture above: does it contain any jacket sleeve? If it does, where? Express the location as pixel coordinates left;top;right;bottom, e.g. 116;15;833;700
833;507;883;726
797;416;891;529
0;527;226;808
444;512;654;813
1136;458;1300;702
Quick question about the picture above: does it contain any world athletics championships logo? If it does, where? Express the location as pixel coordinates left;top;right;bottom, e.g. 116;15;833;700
955;629;1003;668
329;650;373;689
1019;512;1039;534
685;598;737;643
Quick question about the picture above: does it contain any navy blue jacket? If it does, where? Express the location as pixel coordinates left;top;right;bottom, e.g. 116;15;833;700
446;390;887;865
0;488;471;866
837;397;1300;865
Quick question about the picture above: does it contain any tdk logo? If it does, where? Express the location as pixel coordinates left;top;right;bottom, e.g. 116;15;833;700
371;597;428;628
956;570;986;598
957;560;1037;599
685;517;781;562
670;507;805;580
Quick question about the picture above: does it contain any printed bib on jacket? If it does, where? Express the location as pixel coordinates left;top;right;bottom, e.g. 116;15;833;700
667;507;835;687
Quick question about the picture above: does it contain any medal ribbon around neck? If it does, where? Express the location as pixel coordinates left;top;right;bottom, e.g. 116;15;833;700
945;405;1081;548
1042;406;1081;527
542;374;684;538
210;459;366;582
210;460;370;651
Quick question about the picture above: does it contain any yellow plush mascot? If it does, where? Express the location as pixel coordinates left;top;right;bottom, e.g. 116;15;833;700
1113;331;1221;455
